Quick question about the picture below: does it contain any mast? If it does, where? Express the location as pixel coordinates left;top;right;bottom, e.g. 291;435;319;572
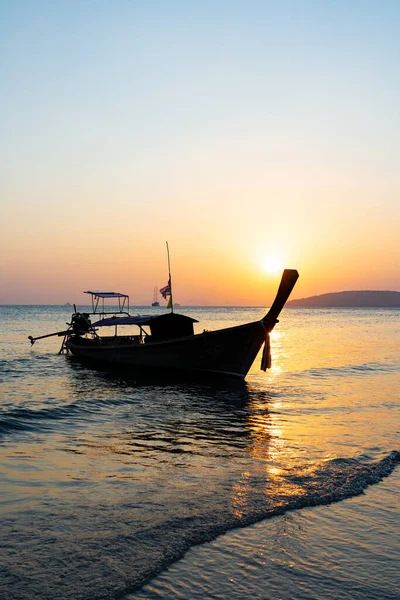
166;241;173;313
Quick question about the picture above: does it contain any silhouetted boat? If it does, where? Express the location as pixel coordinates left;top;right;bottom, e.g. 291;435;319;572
151;286;160;306
28;270;298;379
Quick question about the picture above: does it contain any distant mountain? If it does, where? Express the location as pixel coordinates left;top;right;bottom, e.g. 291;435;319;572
287;290;400;308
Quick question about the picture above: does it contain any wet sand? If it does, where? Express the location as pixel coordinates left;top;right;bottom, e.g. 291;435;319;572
130;468;399;599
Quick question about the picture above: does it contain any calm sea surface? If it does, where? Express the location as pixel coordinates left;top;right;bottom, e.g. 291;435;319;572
0;305;399;600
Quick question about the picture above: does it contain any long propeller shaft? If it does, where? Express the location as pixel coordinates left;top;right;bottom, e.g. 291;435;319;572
28;330;71;345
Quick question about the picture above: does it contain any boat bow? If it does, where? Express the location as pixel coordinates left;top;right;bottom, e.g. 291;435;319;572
260;269;299;371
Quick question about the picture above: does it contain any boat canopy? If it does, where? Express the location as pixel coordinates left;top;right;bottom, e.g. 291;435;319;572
83;290;129;314
92;313;199;341
84;291;128;299
92;314;198;328
92;315;155;327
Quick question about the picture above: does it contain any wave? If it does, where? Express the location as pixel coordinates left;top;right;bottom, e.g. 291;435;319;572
0;404;79;436
0;436;398;600
0;396;138;438
294;361;399;379
122;450;400;595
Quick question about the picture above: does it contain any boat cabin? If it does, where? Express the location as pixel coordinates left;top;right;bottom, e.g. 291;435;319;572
142;313;198;341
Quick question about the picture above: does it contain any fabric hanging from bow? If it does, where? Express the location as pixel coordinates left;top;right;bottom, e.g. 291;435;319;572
260;332;272;371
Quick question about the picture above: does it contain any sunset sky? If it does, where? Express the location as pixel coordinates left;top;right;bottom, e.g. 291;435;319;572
1;1;399;305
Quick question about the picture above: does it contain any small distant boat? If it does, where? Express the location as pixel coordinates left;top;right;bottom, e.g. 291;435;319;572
28;270;299;379
151;287;160;307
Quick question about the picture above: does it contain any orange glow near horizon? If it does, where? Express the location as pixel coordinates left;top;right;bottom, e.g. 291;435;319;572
1;4;399;305
1;219;399;305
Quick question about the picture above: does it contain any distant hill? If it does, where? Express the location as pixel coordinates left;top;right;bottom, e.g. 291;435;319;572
287;290;400;308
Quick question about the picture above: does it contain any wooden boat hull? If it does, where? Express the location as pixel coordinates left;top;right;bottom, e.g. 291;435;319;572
29;269;299;380
66;320;266;379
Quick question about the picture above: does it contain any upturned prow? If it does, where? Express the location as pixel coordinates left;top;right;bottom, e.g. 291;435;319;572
263;269;299;331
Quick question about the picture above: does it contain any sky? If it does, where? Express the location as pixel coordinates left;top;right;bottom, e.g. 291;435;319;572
1;0;399;305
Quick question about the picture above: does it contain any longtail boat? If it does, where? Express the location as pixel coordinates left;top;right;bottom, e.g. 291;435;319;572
28;269;298;379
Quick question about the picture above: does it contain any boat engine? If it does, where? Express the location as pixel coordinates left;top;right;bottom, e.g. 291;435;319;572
70;312;92;335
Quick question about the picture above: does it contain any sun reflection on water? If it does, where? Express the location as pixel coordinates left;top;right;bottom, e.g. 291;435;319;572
231;471;251;519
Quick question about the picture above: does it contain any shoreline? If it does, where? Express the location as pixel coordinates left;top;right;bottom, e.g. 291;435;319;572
128;468;400;600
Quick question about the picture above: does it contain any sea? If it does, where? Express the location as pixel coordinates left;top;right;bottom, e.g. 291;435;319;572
0;305;399;600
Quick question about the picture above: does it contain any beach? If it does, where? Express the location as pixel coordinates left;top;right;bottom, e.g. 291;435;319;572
131;469;399;599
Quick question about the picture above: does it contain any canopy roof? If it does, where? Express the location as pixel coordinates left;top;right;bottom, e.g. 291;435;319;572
92;315;153;327
84;291;129;299
92;314;198;328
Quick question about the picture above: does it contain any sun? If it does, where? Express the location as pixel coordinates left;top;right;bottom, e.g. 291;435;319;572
263;255;283;274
